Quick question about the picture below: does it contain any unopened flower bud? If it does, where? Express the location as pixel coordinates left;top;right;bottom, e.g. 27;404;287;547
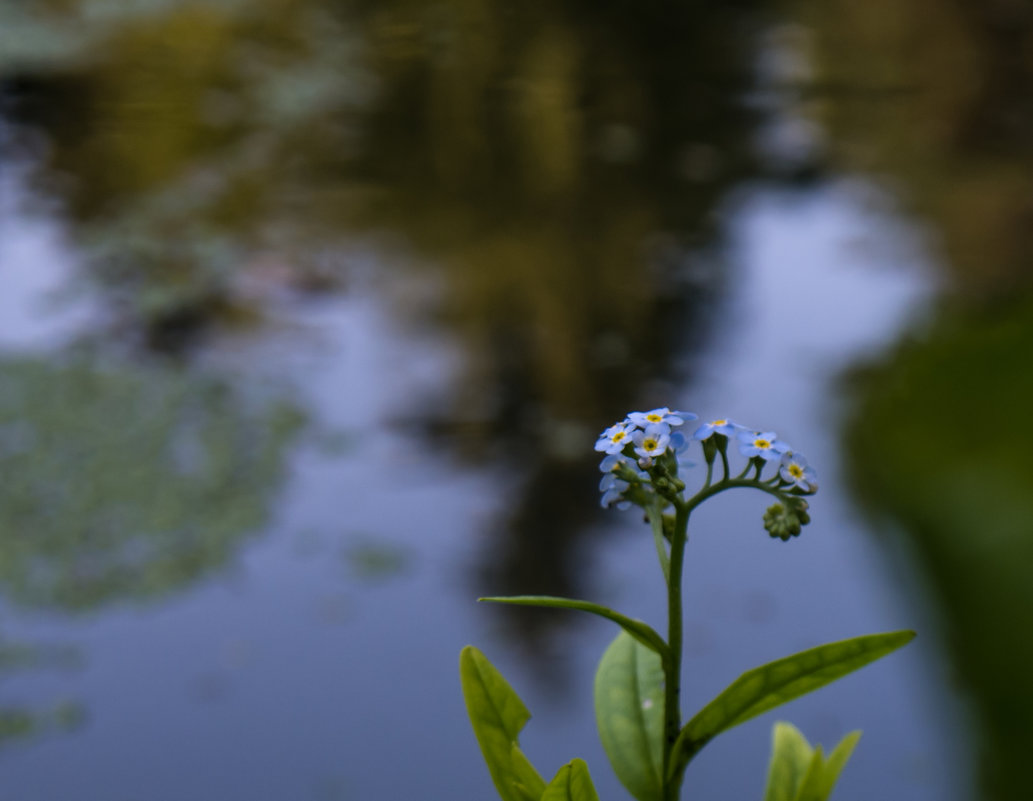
763;502;803;541
613;462;642;483
787;497;810;525
701;436;718;465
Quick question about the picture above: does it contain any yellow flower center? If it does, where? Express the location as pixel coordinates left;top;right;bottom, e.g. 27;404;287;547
646;413;664;423
611;431;627;443
789;464;803;479
643;438;658;450
711;419;727;426
754;438;771;449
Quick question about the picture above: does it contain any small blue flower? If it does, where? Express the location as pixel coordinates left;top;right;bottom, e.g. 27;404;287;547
595;421;634;455
627;407;697;430
737;430;789;461
779;452;818;491
668;432;697;471
601;491;632;510
599;454;649;481
599;472;631;509
599;472;627;492
598;461;649;510
692;418;744;440
632;424;670;460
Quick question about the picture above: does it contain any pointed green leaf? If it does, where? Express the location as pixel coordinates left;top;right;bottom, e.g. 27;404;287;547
672;630;913;771
810;731;861;800
541;759;601;801
764;724;862;801
594;631;665;801
480;596;669;663
460;646;546;801
763;722;815;801
793;746;829;801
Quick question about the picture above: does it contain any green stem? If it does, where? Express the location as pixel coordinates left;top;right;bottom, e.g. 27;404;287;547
657;475;800;798
662;500;690;801
647;504;671;583
684;477;789;516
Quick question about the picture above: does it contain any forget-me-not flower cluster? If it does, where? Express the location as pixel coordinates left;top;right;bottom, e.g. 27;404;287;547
595;407;819;539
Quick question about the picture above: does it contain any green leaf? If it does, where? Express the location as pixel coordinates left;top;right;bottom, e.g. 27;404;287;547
594;631;665;801
480;595;670;663
763;722;815;801
808;730;861;800
672;630;913;773
763;723;862;801
460;646;546;801
541;759;601;801
793;747;829;801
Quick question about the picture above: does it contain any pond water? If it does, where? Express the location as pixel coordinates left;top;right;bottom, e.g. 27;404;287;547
1;158;961;801
3;3;1030;800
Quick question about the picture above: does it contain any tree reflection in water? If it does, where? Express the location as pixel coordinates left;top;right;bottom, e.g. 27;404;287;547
1;1;775;660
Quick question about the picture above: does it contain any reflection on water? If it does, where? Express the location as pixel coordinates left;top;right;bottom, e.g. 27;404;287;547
0;0;1029;799
2;0;757;370
799;0;1033;297
1;0;778;647
0;356;303;609
0;636;84;749
0;350;301;760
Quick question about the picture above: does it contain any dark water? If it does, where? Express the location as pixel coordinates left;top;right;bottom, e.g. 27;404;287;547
2;2;1032;799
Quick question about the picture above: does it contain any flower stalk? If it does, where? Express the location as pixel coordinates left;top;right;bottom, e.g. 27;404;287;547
462;405;911;801
596;410;820;796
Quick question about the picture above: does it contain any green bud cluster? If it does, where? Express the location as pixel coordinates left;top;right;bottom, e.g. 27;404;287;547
763;497;811;541
649;450;686;502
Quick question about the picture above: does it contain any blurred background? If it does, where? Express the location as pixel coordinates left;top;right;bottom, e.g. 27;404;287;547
1;1;1031;799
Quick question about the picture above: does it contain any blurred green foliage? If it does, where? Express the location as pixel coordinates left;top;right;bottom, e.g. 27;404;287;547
798;3;1033;796
845;295;1033;801
0;356;304;610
